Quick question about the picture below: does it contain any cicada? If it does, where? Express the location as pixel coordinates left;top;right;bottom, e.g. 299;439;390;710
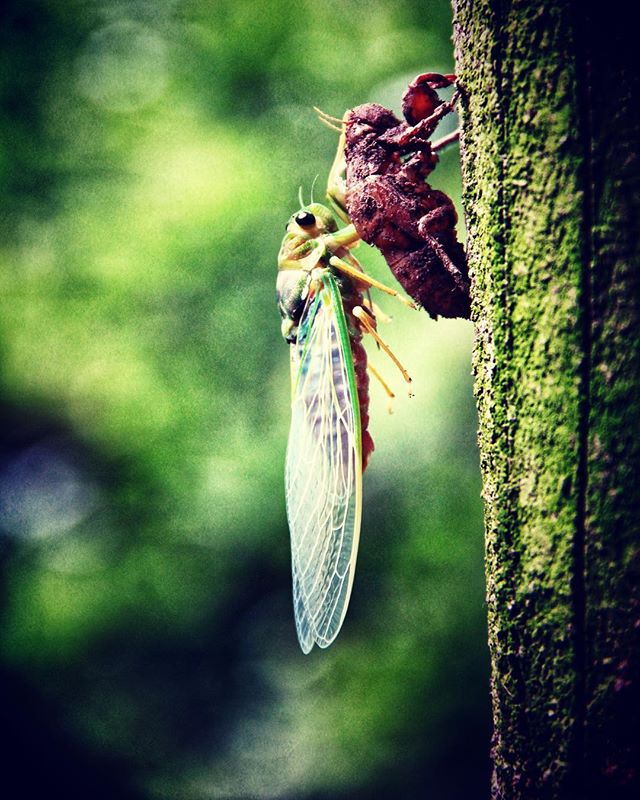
317;73;471;320
277;202;412;652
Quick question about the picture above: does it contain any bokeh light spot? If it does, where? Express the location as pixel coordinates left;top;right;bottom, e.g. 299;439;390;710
76;20;168;113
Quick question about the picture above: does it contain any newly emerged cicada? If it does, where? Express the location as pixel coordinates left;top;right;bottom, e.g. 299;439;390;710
277;203;412;652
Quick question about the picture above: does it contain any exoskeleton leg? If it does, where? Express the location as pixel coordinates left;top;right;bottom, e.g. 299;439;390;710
431;128;460;152
421;234;469;296
398;88;460;146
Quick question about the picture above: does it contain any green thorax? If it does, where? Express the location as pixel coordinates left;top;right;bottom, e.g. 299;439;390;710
276;204;360;343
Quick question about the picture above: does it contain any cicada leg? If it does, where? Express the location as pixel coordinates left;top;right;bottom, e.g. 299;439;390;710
402;72;457;124
329;255;416;310
352;305;412;385
368;362;395;399
418;232;470;297
368;362;396;414
363;298;392;324
327;224;360;250
397;88;461;146
432;128;460;152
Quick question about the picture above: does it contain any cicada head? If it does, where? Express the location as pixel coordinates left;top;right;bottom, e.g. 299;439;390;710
347;103;399;135
288;203;337;236
277;203;337;272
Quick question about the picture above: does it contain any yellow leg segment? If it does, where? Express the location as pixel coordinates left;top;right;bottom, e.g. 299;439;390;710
329;256;416;309
353;306;412;384
368;363;395;414
368;363;395;399
363;298;392;323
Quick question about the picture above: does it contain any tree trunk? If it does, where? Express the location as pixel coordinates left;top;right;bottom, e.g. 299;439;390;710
451;1;640;797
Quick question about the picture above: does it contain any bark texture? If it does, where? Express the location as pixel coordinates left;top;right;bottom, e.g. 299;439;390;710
452;1;640;797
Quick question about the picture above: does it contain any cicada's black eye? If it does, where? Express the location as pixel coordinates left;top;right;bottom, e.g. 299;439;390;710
294;210;316;228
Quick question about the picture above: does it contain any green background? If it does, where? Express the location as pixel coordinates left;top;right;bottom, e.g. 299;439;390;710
0;1;489;797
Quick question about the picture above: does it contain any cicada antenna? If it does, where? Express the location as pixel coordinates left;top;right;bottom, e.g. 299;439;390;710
298;185;305;208
310;174;319;204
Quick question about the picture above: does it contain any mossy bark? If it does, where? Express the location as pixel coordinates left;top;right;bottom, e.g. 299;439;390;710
452;1;640;797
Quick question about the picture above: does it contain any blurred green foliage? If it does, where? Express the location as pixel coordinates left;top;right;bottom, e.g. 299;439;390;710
0;1;489;798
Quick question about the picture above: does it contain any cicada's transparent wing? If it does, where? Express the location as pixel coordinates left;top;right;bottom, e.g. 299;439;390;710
285;273;362;653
